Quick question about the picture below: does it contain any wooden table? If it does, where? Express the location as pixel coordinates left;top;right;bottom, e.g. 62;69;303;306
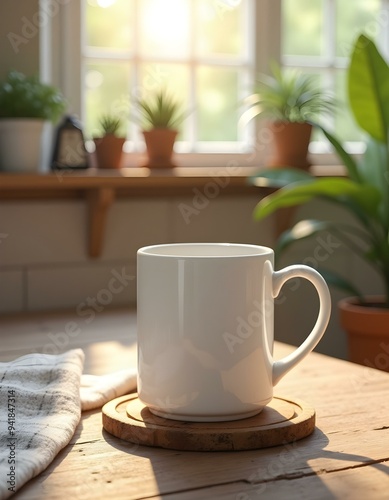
1;308;389;499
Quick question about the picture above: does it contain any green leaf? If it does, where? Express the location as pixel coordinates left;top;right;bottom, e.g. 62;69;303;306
368;235;389;270
312;122;361;183
248;167;314;188
348;34;389;143
253;178;381;221
276;219;374;261
0;70;66;122
358;138;389;229
329;197;372;230
276;220;334;253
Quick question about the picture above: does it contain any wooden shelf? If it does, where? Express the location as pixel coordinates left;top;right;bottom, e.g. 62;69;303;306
0;167;265;197
0;167;265;257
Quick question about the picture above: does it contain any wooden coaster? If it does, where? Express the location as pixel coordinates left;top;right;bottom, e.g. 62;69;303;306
102;394;315;451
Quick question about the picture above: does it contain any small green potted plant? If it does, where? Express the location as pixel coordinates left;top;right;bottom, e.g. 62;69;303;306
137;89;185;168
250;34;389;369
241;62;334;169
0;70;66;172
93;114;126;169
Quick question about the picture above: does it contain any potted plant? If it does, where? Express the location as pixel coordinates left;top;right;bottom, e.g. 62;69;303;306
137;89;185;168
250;34;389;370
93;115;126;169
240;62;334;169
0;70;66;172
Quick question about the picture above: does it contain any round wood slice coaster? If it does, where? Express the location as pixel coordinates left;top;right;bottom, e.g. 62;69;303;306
102;394;315;452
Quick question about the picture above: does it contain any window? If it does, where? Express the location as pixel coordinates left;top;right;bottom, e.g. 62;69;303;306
52;0;389;166
282;0;389;153
83;0;255;155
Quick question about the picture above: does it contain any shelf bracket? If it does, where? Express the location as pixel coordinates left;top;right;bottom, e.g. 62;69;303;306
87;187;115;258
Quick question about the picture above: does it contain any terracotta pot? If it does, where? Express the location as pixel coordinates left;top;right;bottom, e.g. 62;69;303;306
268;121;312;170
339;296;389;372
94;135;125;169
142;128;178;168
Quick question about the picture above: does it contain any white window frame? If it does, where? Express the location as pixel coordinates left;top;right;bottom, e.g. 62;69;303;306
282;0;389;164
82;1;253;154
43;0;283;168
42;0;389;169
45;0;389;169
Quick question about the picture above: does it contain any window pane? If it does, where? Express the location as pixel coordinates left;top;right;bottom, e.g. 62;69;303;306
334;70;363;142
139;0;190;58
336;0;381;58
282;0;323;57
197;67;239;141
195;0;245;57
86;0;134;49
85;62;131;137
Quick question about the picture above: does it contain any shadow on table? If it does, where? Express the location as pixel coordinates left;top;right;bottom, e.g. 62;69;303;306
102;426;389;498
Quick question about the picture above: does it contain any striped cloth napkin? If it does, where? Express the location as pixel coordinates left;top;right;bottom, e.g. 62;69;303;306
0;349;137;499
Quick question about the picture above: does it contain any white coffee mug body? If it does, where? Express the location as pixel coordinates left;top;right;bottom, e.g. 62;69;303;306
137;243;331;422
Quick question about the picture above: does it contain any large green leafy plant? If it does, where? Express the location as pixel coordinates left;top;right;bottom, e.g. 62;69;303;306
251;35;389;305
0;71;65;122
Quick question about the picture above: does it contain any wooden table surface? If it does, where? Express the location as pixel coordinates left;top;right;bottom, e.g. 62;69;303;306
1;308;389;499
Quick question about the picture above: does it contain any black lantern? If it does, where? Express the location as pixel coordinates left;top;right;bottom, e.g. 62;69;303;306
51;115;89;170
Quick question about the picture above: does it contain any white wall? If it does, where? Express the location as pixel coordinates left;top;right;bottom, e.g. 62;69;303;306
1;194;382;362
0;195;269;313
0;0;40;80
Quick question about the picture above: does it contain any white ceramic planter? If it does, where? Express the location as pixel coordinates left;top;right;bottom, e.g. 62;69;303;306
0;118;45;172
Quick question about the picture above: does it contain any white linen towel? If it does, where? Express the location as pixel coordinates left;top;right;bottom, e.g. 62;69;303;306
0;350;137;499
80;368;137;411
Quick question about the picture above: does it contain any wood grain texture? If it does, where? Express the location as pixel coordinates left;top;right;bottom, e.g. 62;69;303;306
0;168;262;199
0;309;388;499
102;394;315;451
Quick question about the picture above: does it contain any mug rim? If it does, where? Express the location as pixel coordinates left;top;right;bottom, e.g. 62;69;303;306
137;243;274;258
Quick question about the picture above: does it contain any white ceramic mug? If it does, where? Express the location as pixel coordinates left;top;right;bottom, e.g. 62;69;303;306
137;243;331;422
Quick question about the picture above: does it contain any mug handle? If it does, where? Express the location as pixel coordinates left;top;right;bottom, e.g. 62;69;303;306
272;264;331;386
